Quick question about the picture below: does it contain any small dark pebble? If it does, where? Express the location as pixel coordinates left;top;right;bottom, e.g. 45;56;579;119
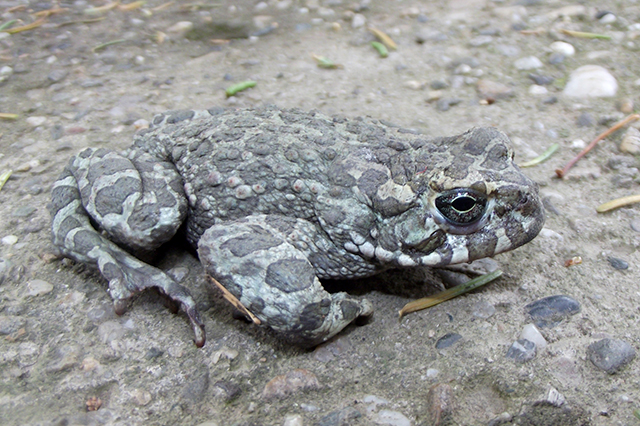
506;339;536;363
587;338;636;374
436;98;461;111
577;112;595;127
145;347;164;359
607;257;629;270
47;69;68;84
528;73;554;85
316;406;362;426
548;52;565;65
526;295;580;328
436;332;462;349
430;79;448;90
542;96;558;104
51;124;64;140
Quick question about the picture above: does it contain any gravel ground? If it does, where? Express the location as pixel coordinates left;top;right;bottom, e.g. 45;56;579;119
1;0;640;425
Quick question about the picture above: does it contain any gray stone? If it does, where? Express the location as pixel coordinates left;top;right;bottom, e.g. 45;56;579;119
526;295;580;328
506;339;536;362
587;338;636;373
435;332;462;349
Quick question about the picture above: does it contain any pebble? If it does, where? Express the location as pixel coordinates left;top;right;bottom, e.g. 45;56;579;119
607;256;629;270
313;335;353;362
526;295;581;328
262;369;320;399
426;383;454;426
528;74;554;86
316;406;362;426
283;414;303;426
45;344;81;373
212;380;241;402
351;13;366;28
495;44;521;57
167;21;194;36
26;116;47;127
25;279;54;296
619;127;640;154
1;235;18;246
544;387;566;407
599;13;616;24
587;338;636;373
469;35;493;47
211;347;239;364
436;98;461;111
47;69;68;84
519;324;547;349
435;332;462;349
549;41;575;57
563;65;618;98
97;320;127;344
471;300;496;319
0;65;13;82
506;339;536;363
130;388;152;406
374;410;411;426
0;315;26;335
476;79;514;100
548;52;565;65
181;368;210;405
576;112;595;127
514;56;543;70
528;85;548;96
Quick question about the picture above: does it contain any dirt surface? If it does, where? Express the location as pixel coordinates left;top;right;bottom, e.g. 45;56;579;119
1;0;640;425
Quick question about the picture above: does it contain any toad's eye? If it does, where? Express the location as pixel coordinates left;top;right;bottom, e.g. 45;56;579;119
435;189;487;225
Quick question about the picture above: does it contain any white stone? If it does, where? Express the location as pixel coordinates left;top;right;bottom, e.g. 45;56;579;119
26;116;47;127
550;41;575;56
26;279;54;297
283;414;303;426
375;410;411;426
599;13;616;24
1;235;18;245
352;13;366;28
167;21;194;35
514;56;543;70
528;84;548;95
563;65;618;98
520;323;547;349
0;65;13;77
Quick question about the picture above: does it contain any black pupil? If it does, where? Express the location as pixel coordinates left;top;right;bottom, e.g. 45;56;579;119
451;196;476;212
435;189;488;225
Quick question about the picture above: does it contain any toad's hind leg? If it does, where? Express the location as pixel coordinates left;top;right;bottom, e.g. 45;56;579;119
198;218;373;347
49;148;205;346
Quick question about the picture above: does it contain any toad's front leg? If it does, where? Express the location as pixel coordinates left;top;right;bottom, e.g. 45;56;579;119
198;216;373;347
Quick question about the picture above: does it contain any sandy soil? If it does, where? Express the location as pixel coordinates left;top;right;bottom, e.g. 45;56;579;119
0;0;639;425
